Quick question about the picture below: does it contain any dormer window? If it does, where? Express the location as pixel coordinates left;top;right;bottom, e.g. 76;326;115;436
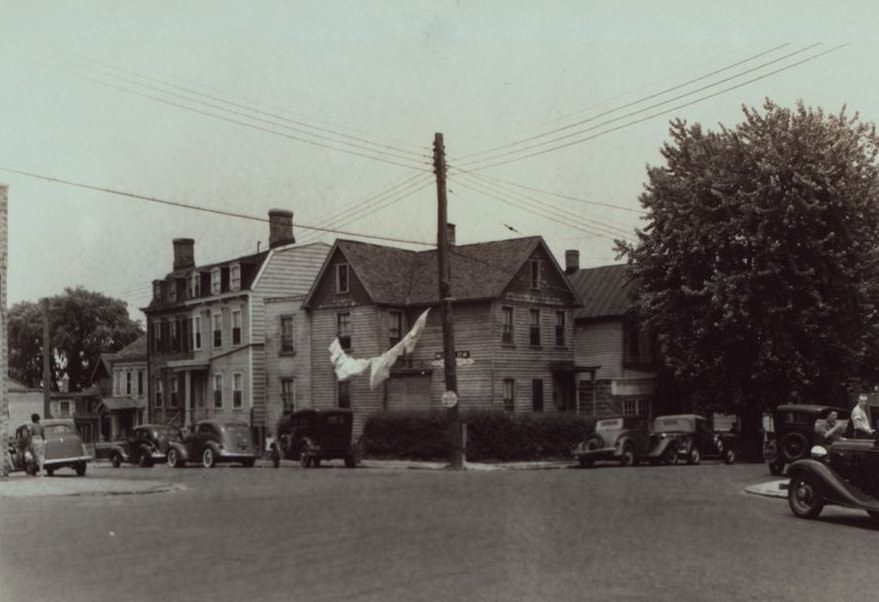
211;268;221;295
153;281;163;301
230;264;241;291
529;260;541;290
189;272;201;298
336;264;350;294
167;280;177;303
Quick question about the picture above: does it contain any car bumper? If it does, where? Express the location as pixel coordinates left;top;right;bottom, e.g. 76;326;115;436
573;447;619;460
45;455;92;467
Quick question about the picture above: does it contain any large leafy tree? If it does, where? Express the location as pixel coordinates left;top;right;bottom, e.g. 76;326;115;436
8;287;143;391
619;100;879;459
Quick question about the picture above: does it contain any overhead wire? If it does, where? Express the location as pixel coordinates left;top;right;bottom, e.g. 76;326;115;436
461;44;849;171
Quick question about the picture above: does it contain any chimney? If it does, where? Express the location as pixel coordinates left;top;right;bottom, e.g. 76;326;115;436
447;223;456;246
269;209;295;248
173;238;195;271
565;249;580;274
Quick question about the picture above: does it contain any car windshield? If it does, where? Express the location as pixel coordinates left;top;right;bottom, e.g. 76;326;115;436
44;424;74;435
653;418;692;433
596;418;623;431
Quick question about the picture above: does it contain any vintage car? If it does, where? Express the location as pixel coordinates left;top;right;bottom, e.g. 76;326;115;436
763;404;850;476
269;408;358;468
6;419;92;476
572;415;678;467
104;424;180;468
652;414;737;465
787;439;879;521
166;420;259;468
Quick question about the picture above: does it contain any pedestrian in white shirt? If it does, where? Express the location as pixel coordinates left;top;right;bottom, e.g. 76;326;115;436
852;394;875;438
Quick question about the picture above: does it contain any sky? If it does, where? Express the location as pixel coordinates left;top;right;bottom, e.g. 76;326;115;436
2;0;879;325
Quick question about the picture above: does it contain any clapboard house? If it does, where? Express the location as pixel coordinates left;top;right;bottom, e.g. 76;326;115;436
302;231;582;434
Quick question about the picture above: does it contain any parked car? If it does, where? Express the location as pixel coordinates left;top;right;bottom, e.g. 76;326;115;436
763;404;849;476
787;438;879;521
572;415;678;467
6;419;92;476
652;414;737;465
166;420;259;468
104;424;180;468
269;408;358;468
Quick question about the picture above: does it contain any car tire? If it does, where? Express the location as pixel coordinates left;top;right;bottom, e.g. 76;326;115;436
620;443;636;467
662;444;678;466
687;447;702;465
241;458;255;468
46;467;54;477
724;448;736;465
788;472;824;519
271;447;280;468
138;449;153;468
300;449;310;469
202;448;216;468
110;452;122;468
167;448;184;469
781;432;809;462
75;462;87;477
344;455;356;468
578;456;594;468
768;460;785;476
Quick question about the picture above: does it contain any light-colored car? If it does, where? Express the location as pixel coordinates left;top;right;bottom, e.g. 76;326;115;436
7;419;92;476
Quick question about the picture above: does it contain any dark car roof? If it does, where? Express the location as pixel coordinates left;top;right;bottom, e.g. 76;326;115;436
774;404;849;415
40;418;76;427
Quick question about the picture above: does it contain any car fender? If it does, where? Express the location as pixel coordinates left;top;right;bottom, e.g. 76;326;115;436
788;459;879;512
167;441;190;461
647;436;676;458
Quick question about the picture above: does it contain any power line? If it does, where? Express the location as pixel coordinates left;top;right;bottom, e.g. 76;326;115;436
464;44;848;171
0;166;437;247
457;43;792;160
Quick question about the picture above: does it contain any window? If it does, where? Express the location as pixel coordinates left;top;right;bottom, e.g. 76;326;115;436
281;378;295;411
501;307;514;344
503;379;515;413
211;268;221;294
126;371;132;396
336;263;350;294
152;319;162;353
233;373;243;409
58;401;70;417
137;371;144;397
230;264;241;291
532;379;544;412
169;319;179;351
555;311;566;346
189;272;201;298
337;380;351;408
213;312;223;348
232;309;242;345
169;377;179;409
389;311;403;347
153;281;163;301
192;315;202;350
114;370;121;395
529;309;541;346
622;399;650;417
213;374;223;409
168;281;177;303
337;312;351;350
280;315;295;353
155;378;163;408
530;260;541;290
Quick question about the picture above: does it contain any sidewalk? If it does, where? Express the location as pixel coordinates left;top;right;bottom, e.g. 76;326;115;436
0;471;183;498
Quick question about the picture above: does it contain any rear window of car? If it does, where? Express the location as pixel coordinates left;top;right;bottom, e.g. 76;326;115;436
45;424;74;435
654;418;692;432
596;418;623;430
221;423;250;437
781;412;813;426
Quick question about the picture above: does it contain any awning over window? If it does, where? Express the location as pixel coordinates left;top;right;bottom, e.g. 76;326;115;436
98;397;146;412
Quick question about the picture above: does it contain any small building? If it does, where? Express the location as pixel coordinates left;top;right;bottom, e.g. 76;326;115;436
90;335;148;440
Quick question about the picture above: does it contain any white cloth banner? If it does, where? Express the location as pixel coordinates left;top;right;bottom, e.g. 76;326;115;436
327;308;431;390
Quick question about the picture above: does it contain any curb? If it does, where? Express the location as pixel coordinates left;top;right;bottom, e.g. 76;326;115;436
744;479;788;499
0;476;185;498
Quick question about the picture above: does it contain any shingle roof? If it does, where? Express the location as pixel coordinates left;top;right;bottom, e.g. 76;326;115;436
568;264;633;320
115;335;147;360
334;236;548;305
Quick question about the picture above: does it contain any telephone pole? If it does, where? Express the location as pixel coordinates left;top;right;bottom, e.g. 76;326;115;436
434;133;463;469
43;298;51;418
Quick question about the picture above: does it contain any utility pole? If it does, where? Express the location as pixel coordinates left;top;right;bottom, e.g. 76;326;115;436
1;185;8;480
43;298;51;418
434;133;463;469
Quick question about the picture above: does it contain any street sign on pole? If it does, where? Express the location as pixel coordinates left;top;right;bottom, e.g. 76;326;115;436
441;390;458;408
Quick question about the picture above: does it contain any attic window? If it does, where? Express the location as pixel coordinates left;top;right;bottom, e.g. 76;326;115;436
530;260;541;290
153;281;163;301
211;268;221;295
336;264;350;294
230;264;241;291
189;272;201;298
167;280;177;303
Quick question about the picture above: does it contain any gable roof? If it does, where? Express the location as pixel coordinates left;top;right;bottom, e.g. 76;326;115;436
305;236;579;308
568;264;633;320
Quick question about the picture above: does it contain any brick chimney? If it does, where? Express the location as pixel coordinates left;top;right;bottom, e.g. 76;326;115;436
565;249;580;274
173;238;195;271
447;223;456;246
269;209;295;248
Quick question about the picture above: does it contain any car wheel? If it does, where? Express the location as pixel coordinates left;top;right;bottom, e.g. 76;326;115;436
75;462;87;477
768;460;785;476
687;447;702;465
620;443;636;467
578;456;594;468
313;458;322;468
271;447;280;468
724;448;736;465
781;432;809;462
138;448;153;468
202;448;216;468
241;458;255;468
167;448;184;468
110;452;122;468
45;467;54;477
299;449;310;469
344;455;356;468
788;473;824;519
662;444;678;465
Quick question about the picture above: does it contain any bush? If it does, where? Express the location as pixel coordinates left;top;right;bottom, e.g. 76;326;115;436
361;410;595;462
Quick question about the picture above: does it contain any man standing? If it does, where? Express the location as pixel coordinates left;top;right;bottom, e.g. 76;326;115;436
851;394;875;439
815;411;844;445
28;413;46;476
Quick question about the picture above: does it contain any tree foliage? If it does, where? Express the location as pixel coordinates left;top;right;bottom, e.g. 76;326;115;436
8;287;143;391
619;100;879;417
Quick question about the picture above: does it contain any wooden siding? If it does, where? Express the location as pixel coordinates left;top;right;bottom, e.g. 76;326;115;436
573;318;654;382
308;247;374;309
252;242;331;298
264;297;312;435
251;345;266;426
504;244;578;306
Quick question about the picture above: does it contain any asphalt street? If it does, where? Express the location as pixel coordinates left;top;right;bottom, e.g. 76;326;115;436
1;460;876;602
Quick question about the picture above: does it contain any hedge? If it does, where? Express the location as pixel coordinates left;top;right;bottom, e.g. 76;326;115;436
361;410;596;462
